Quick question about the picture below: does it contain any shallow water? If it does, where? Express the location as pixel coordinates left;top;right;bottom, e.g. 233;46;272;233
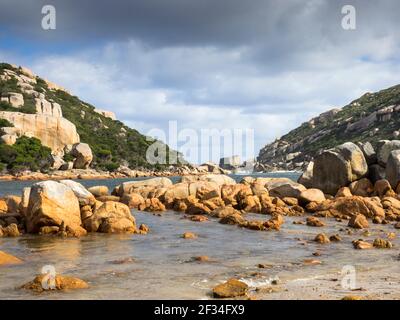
1;172;398;300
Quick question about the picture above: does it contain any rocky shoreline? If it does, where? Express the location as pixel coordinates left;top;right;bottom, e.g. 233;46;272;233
1;140;400;298
0;162;231;181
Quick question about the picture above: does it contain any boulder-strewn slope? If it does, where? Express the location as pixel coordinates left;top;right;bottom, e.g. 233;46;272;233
257;84;400;171
0;63;181;172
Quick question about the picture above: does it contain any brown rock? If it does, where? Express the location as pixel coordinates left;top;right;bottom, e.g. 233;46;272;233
120;193;145;209
314;233;330;244
348;214;369;229
299;189;326;204
349;178;373;197
352;239;373;249
0;251;22;265
185;201;211;215
210;206;241;218
213;279;248;298
306;216;326;227
239;195;261;213
264;214;284;230
83;201;136;233
219;213;245;225
342;295;363;300
335;187;353;198
2;223;20;237
138;198;166;212
96;195;120;202
373;238;393;249
21;274;88;292
0;199;7;213
182;232;197;239
282;197;298;206
373;179;393;198
193;255;210;262
190;215;208;222
39;226;60;235
319;196;384;219
138;224;149;234
4;195;21;213
87;186;109;197
329;234;342;242
26;181;83;234
303;259;322;265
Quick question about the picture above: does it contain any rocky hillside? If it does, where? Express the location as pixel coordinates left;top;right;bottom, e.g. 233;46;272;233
0;63;182;173
257;84;400;171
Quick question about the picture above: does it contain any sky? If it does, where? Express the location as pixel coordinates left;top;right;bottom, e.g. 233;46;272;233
1;0;400;164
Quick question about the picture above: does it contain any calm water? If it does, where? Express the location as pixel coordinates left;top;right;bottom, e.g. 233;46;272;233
1;172;398;299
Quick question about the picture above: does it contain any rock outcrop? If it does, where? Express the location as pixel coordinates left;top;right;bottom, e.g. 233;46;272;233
94;109;116;120
71;143;93;169
0;111;80;153
25;181;86;235
304;142;368;195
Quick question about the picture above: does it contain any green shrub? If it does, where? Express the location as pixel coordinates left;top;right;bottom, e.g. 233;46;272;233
0;136;52;173
104;162;119;172
0;118;13;128
63;153;74;162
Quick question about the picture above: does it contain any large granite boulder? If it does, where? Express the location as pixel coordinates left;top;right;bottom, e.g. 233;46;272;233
59;180;96;206
83;201;136;233
386;150;400;188
117;177;173;196
311;142;368;195
26;181;85;235
0;111;80;153
71;143;93;169
356;142;377;165
163;183;190;206
180;174;236;186
298;161;314;188
269;182;306;198
377;140;400;167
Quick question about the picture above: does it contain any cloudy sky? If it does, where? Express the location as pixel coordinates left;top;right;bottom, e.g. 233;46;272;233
1;0;400;163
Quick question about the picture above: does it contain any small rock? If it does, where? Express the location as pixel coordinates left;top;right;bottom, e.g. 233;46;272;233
352;239;373;249
0;251;22;266
329;234;342;242
182;232;197;239
39;226;59;235
373;238;393;249
348;214;369;229
138;224;150;234
314;233;330;244
307;216;326;227
257;263;273;269
2;223;20;237
21;274;89;292
342;295;363;300
193;256;210;262
213;279;248;298
303;259;322;265
190;215;208;222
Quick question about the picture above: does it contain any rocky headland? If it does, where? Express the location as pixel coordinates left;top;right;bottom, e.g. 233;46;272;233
257;84;400;172
0;63;191;179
